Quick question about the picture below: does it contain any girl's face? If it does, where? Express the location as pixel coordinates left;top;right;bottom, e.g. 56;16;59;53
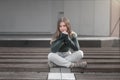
59;22;67;32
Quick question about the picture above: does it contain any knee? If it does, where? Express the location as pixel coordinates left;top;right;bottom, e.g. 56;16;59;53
75;50;84;58
48;53;56;60
48;53;53;60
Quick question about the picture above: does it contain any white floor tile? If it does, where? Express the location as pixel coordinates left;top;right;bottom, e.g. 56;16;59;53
48;73;61;80
61;73;75;80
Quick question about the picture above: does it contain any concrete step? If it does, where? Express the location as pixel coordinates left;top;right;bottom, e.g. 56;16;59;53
81;47;120;51
0;55;119;59
0;53;119;58
71;64;120;72
0;59;119;64
0;72;48;80
0;63;120;72
0;72;120;80
0;57;119;62
0;37;119;47
84;53;120;56
0;47;119;53
0;53;48;55
83;51;120;53
0;47;50;53
0;64;49;72
112;39;120;47
0;52;119;55
0;47;119;73
0;59;47;64
75;73;120;80
84;56;120;59
0;55;47;59
85;59;120;64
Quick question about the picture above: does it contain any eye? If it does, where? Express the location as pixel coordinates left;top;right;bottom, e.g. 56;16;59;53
63;25;66;27
59;25;66;27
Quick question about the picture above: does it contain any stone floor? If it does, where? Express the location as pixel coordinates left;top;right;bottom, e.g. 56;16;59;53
0;63;119;80
0;71;120;80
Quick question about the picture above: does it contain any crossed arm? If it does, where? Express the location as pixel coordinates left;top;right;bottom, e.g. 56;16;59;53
51;33;80;53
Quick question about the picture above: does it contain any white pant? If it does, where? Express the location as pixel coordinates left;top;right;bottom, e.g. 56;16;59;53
48;50;84;68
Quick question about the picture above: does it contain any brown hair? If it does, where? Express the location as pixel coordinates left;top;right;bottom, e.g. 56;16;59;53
50;17;72;44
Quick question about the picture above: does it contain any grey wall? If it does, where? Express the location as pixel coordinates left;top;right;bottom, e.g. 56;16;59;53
0;0;52;33
0;0;111;36
64;0;110;36
51;0;64;34
64;0;95;36
94;0;110;36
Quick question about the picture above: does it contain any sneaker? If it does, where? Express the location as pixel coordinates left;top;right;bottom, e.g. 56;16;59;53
48;61;57;68
70;61;87;68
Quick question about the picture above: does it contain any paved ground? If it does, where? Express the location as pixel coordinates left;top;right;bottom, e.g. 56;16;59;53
0;72;120;80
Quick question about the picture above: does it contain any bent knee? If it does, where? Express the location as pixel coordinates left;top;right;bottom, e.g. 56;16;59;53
48;52;57;60
75;50;84;58
48;53;53;60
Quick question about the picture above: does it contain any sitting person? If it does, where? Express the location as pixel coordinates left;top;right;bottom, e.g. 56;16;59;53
48;17;87;68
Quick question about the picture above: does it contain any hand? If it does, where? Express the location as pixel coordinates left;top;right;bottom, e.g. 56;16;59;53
62;31;68;35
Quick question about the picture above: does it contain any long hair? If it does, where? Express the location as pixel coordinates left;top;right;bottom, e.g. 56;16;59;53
50;17;72;44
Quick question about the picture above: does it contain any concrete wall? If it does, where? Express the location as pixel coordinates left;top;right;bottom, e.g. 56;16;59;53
64;0;110;36
110;0;120;37
0;0;53;33
94;0;110;36
64;0;95;36
0;0;111;36
51;0;64;34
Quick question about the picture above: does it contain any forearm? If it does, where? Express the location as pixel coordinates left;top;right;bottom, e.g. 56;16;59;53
64;36;80;51
51;33;67;53
51;39;64;53
71;37;80;50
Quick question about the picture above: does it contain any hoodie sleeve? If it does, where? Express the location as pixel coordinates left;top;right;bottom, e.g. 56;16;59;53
50;33;67;53
64;32;80;51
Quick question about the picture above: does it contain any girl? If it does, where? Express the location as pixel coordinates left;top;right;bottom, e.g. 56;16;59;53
48;17;87;68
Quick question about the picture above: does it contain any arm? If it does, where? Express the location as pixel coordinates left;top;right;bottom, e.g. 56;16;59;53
64;32;80;51
71;36;80;50
50;33;67;53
